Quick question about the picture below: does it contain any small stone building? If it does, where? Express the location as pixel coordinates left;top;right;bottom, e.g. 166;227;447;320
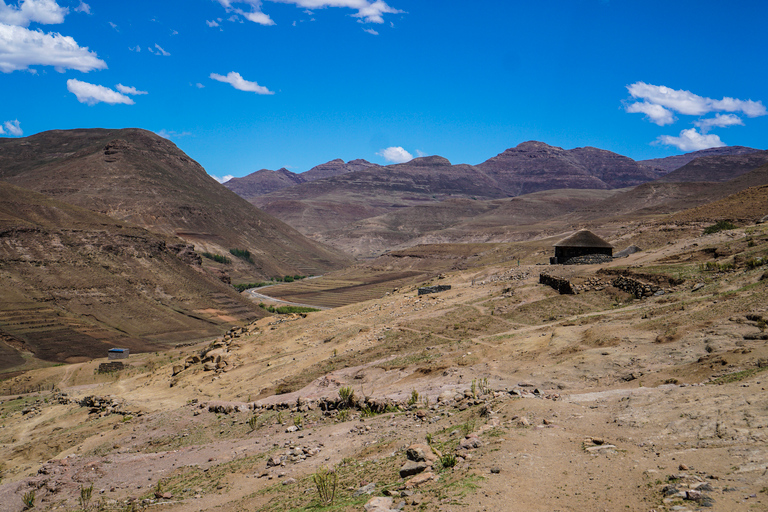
108;348;129;360
551;230;613;264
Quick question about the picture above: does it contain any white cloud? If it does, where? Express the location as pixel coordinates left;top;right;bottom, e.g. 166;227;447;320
211;174;235;184
624;101;675;126
194;82;204;88
0;119;22;136
116;83;147;95
206;19;220;27
108;21;117;30
67;79;134;105
415;149;426;157
626;82;767;118
148;43;170;56
694;113;744;133
241;10;274;25
156;129;191;140
656;128;725;152
210;71;274;95
215;0;401;25
0;23;106;72
74;1;90;14
377;146;412;163
0;0;67;27
362;27;377;35
128;45;140;52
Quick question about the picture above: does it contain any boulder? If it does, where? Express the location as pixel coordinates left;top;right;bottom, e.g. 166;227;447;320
399;461;429;478
406;444;438;463
404;472;436;489
364;496;396;512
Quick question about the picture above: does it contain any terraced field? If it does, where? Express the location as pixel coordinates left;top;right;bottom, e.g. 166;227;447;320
259;269;431;308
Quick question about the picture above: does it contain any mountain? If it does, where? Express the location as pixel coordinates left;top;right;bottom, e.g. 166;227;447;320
223;158;378;200
0;181;263;373
657;150;768;183
0;129;351;279
475;141;666;195
224;167;305;198
252;156;507;234
640;145;761;172
248;142;666;240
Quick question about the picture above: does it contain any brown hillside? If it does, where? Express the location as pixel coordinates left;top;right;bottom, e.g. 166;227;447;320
0;129;351;279
640;145;760;172
316;189;619;257
0;182;264;375
657;149;768;183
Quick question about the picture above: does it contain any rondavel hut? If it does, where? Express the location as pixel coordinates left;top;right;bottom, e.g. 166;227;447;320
551;230;613;264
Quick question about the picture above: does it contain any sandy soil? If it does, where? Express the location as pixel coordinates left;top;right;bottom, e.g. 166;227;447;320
1;224;767;512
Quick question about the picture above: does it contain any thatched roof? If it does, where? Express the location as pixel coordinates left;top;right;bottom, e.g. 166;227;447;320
554;230;612;248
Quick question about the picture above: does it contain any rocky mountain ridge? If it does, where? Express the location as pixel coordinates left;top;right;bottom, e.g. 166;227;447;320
224;158;379;199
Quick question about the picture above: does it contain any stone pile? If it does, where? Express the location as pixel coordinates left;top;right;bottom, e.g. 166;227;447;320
611;276;666;299
175;323;260;377
264;442;323;468
659;471;716;507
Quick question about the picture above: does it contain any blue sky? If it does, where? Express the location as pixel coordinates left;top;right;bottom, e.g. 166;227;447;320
1;0;767;181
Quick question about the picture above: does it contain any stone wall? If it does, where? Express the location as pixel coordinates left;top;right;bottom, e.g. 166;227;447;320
563;254;613;265
97;361;125;373
611;276;665;299
539;273;575;295
418;285;451;296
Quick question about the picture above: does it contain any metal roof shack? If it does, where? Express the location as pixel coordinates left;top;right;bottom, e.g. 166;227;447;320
551;230;613;264
108;348;129;360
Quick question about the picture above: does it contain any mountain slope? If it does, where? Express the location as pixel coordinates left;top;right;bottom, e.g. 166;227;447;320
476;141;665;195
0;129;351;278
657;150;768;183
640;145;761;172
0;181;264;374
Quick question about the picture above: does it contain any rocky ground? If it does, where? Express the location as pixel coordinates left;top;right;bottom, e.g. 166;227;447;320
1;223;767;512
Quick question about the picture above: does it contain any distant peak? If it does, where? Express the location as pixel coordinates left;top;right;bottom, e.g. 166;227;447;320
409;155;451;166
347;159;376;166
513;141;562;151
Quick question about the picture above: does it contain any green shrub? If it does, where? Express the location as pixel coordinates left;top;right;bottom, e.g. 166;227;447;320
233;282;272;292
440;453;457;469
80;483;94;511
338;386;355;408
407;389;419;406
201;252;231;264
703;220;736;234
22;490;35;510
259;305;320;314
229;248;254;264
312;467;337;505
